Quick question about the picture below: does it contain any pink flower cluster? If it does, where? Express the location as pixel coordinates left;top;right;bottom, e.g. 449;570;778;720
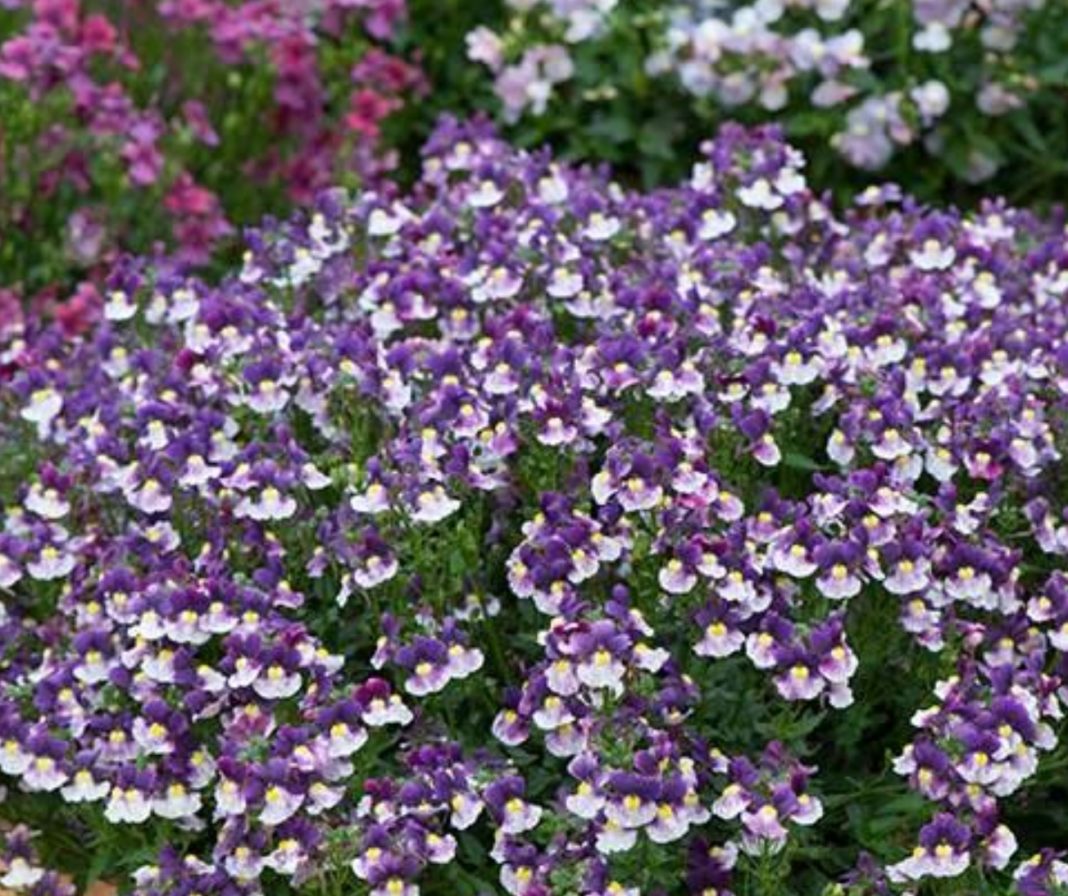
0;0;424;321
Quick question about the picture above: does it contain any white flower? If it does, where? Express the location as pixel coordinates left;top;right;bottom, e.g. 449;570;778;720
153;783;202;819
698;208;736;240
104;290;138;321
738;178;782;210
21;388;62;426
252;665;302;700
410;486;461;523
910;238;956;271
260;785;304;826
237;486;296;521
27;546;75;581
583;212;621;241
468;180;504;208
61;768;111;804
105;787;152;824
367;206;408;236
914;22;951;52
25;485;69;519
1;858;44;889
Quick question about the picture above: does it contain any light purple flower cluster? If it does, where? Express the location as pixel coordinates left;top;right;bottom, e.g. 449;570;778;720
2;115;1068;893
650;0;869;113
468;0;1050;177
466;0;616;120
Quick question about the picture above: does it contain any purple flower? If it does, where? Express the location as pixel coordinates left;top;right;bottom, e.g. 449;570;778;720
889;813;972;881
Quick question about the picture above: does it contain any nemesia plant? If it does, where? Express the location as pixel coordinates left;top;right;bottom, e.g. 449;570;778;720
0;0;424;324
462;0;1068;196
1;117;1068;896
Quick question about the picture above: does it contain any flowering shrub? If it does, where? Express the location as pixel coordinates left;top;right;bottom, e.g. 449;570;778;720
463;0;1068;196
2;117;1068;895
0;0;424;323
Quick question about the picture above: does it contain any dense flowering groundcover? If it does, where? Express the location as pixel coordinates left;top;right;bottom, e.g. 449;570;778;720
0;0;423;324
459;0;1068;197
1;117;1068;895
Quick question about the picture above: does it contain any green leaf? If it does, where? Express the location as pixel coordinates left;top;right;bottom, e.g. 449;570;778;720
782;451;827;472
586;112;634;146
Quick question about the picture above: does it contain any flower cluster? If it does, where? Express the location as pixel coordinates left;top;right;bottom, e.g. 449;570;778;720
464;0;1066;192
0;0;423;320
2;116;1068;894
651;0;1045;174
711;743;823;855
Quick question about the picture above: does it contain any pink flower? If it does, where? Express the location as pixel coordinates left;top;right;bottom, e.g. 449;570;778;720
81;14;118;55
34;0;79;34
166;174;232;262
181;100;219;146
345;88;397;137
53;282;101;337
466;26;504;71
0;289;23;339
0;36;35;81
121;119;164;185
